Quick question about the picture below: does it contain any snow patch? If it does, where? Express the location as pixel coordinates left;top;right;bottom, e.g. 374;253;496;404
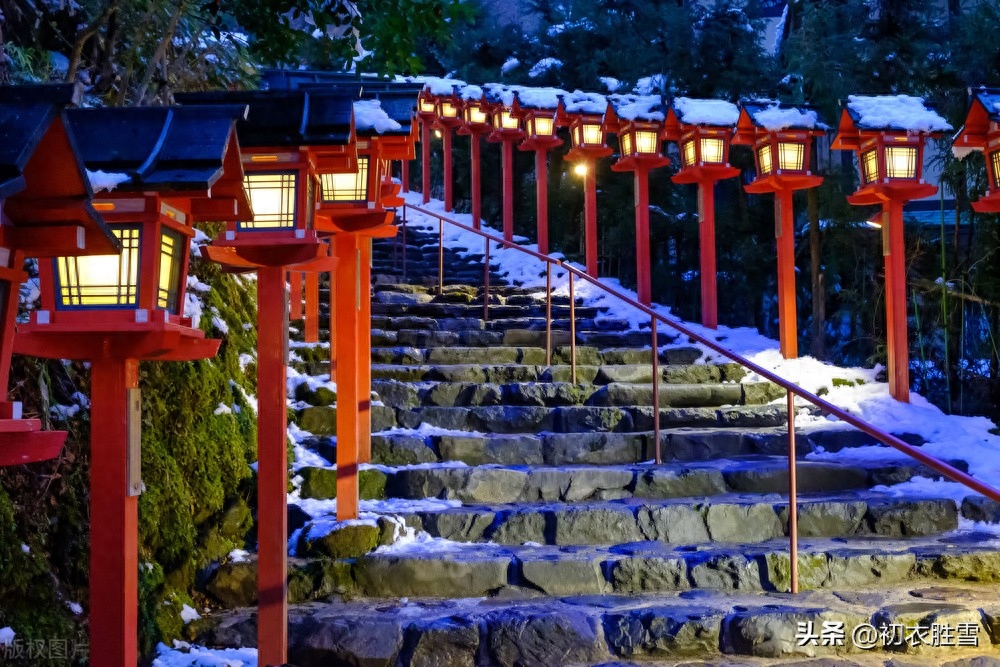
528;57;563;78
673;97;740;126
87;170;130;193
180;604;202;624
354;99;403;134
152;642;257;667
846;94;952;133
752;103;821;131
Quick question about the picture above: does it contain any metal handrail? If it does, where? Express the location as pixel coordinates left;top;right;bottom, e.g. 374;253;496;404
401;202;1000;594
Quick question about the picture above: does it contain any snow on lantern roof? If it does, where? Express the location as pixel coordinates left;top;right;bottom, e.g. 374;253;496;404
353;99;402;134
608;94;665;122
673;97;740;127
743;100;825;131
513;87;566;111
414;76;465;97
561;90;608;116
483;83;516;106
845;94;952;133
460;84;484;101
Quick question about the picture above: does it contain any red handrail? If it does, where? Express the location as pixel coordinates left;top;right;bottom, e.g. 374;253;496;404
405;202;1000;502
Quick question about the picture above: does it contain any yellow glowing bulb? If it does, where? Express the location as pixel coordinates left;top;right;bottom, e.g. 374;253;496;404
434;129;443;139
574;163;588;176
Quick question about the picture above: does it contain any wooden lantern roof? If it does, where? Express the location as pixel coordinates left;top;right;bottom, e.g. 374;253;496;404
952;87;1000;158
831;94;951;150
176;89;356;148
733;100;825;144
66;105;252;222
0;84;118;257
663;97;740;140
262;68;423;97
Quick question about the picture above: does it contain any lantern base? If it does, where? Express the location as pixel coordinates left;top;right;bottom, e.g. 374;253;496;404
847;182;937;206
519;137;563;152
15;320;219;363
0;422;66;466
672;164;740;185
973;195;1000;213
315;210;396;236
611;155;671;172
566;146;614;161
745;173;822;194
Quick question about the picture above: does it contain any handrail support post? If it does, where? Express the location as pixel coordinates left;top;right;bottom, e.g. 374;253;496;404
788;389;799;595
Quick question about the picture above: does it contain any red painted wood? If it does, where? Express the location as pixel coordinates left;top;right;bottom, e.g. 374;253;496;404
305;271;320;343
289;271;303;321
634;168;651;306
885;200;910;402
256;265;289;667
698;181;718;329
88;357;139;667
401;159;410;193
0;429;65;466
443;129;454;213
775;189;798;359
502;140;514;242
471;134;482;230
358;238;372;463
584;159;598;276
334;233;360;520
328;264;338;377
535;149;549;254
421;122;431;205
0;250;23;394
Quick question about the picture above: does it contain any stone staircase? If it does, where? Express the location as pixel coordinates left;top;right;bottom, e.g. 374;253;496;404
201;219;1000;666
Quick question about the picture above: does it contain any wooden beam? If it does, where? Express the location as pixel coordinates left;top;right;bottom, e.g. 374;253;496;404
0;225;85;257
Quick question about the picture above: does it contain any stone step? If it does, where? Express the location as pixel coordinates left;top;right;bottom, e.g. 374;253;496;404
377;458;944;504
201;533;1000;614
369;302;607;320
373;283;549;298
364;314;633;333
368;380;780;409
384;403;790;433
366;428;934;466
368;363;745;386
368;328;678;350
367;347;715;370
370;288;580;308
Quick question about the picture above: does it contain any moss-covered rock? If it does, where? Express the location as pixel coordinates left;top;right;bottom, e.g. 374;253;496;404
206;561;258;607
297;406;338;435
300;522;381;558
298;466;387;501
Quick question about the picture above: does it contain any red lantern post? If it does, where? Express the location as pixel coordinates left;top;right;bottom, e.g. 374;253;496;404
485;85;526;242
14;102;248;667
177;89;351;667
557;92;613;276
832;95;950;402
417;90;437;205
733;102;825;359
458;86;492;229
0;86;118;465
953;88;1000;213
432;89;463;212
514;90;563;254
607;95;670;305
664;98;741;327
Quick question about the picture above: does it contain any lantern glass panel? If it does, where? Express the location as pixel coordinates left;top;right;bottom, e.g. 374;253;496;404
419;99;435;113
533;117;555;137
757;145;773;175
682;140;696;167
468;106;487;124
580;122;603;146
56;224;141;308
777;141;805;171
242;172;296;229
700;137;725;164
497;110;519;130
991;150;1000;189
885;146;917;179
440;101;457;118
320;157;369;203
635;130;659;154
861;149;879;184
621;133;633;156
157;227;185;312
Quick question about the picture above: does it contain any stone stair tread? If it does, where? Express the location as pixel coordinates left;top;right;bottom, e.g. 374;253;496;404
199;562;1000;664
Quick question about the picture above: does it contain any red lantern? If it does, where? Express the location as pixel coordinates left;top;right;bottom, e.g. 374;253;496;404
0;85;118;466
557;92;613;275
14;101;248;667
664;98;741;328
485;84;527;242
458;86;492;228
607;95;670;306
832;94;950;402
733;101;825;359
513;89;564;253
952;88;1000;212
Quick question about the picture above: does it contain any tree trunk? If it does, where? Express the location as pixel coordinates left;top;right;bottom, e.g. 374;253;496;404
65;1;117;84
135;0;185;105
807;185;825;358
